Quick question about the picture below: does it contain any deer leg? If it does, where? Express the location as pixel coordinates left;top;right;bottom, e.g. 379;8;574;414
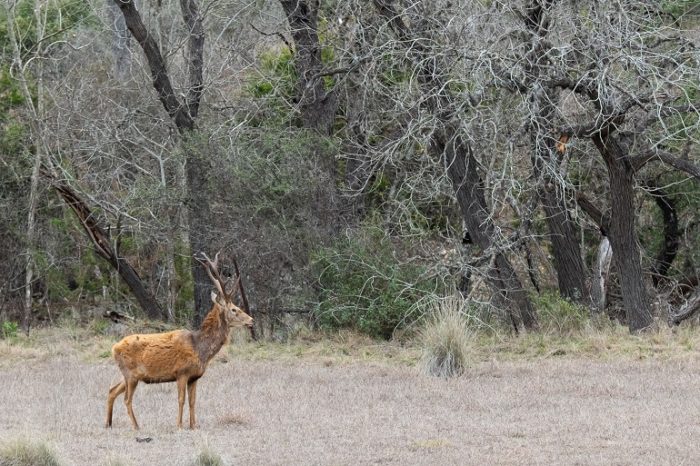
106;381;126;428
177;376;187;429
187;380;198;429
124;378;140;430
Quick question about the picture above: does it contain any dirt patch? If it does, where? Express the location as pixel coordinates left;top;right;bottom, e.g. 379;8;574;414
1;353;700;465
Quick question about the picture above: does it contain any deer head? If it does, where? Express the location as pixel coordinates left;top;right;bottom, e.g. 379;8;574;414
195;251;253;328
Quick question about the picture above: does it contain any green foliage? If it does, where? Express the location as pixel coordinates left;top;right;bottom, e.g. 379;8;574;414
0;69;25;110
246;48;296;103
246;41;336;125
313;224;436;339
662;0;700;15
0;120;28;156
1;321;19;339
0;439;62;466
419;296;471;377
533;292;591;335
380;67;411;86
0;0;95;55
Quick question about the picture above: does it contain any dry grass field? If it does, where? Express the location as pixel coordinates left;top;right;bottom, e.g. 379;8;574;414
2;326;700;465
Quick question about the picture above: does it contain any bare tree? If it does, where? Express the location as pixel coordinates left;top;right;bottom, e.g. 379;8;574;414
362;0;538;331
113;0;215;325
519;0;589;303
489;0;700;330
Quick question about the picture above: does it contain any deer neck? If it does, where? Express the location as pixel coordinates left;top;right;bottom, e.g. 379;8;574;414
193;305;230;365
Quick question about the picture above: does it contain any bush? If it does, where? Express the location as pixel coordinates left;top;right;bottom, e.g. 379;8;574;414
1;321;18;339
419;296;471;377
313;225;436;339
0;439;62;466
533;291;592;335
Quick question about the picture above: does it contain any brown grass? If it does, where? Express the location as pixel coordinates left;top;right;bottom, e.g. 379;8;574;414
2;324;700;464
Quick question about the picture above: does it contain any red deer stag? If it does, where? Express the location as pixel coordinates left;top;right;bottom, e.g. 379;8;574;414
105;252;253;430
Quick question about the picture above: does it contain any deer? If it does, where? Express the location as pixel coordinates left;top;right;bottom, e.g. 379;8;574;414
105;252;253;430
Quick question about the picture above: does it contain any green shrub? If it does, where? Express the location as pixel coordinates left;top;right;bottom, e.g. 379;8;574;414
1;321;18;339
419;296;471;377
0;439;62;466
533;291;591;335
662;0;700;15
313;225;436;339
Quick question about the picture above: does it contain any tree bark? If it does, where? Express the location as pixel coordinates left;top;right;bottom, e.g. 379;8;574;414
530;123;588;302
670;287;700;325
592;133;652;331
183;140;214;327
279;0;337;135
591;236;612;312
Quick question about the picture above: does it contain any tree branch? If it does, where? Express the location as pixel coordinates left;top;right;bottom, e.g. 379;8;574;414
113;0;194;131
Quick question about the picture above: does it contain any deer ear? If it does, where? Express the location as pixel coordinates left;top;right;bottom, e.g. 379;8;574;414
211;291;218;303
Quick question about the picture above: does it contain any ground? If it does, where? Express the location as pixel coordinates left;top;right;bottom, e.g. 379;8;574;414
1;328;700;465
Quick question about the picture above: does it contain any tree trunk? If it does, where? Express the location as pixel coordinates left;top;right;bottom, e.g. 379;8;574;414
279;0;337;135
183;141;213;327
592;133;652;331
644;181;679;286
591;236;612;312
440;131;538;332
529;97;588;302
522;1;588;303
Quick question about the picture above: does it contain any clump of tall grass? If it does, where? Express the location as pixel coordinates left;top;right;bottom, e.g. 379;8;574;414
191;447;224;466
0;438;61;466
102;455;128;466
419;296;472;377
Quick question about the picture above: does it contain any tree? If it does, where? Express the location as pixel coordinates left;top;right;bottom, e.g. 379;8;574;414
365;0;538;331
488;0;700;330
113;0;214;325
519;0;589;303
3;0;164;323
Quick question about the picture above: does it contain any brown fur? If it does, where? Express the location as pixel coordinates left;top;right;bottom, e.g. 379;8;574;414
105;295;252;430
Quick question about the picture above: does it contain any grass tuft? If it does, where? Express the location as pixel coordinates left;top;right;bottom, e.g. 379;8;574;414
191;447;224;466
0;438;62;466
101;455;128;466
419;296;472;377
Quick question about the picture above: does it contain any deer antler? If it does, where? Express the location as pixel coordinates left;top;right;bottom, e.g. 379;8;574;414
194;251;227;298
